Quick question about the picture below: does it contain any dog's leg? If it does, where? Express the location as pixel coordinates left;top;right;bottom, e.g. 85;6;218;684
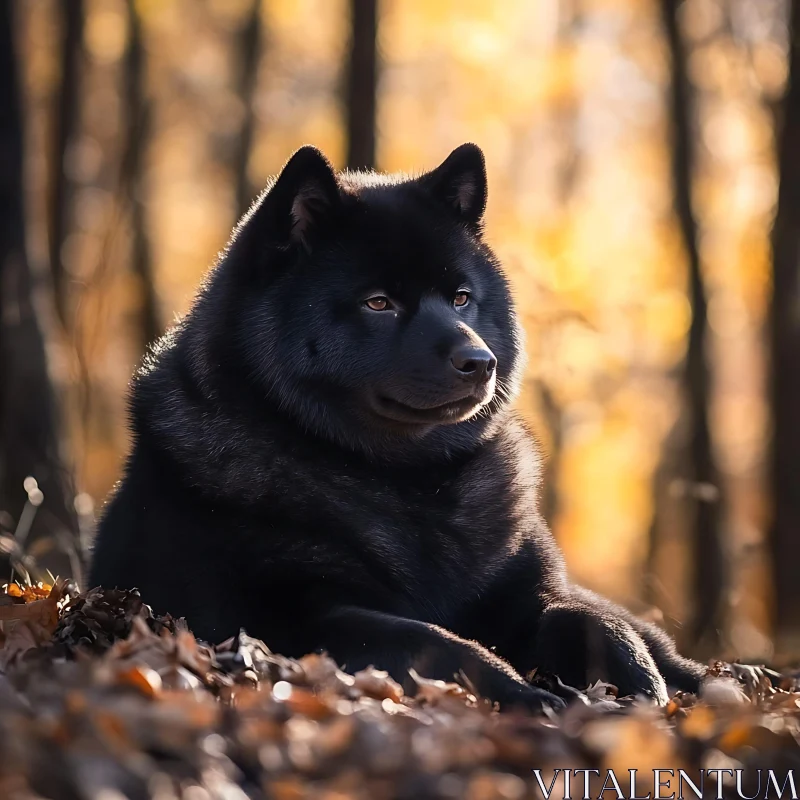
316;605;565;712
533;597;670;703
571;587;706;693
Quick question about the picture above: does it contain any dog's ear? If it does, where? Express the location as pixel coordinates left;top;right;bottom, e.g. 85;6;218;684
244;146;341;252
418;143;487;228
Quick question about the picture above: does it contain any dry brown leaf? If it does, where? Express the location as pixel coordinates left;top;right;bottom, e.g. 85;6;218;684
409;668;473;705
679;704;718;739
284;686;336;720
352;667;404;702
115;665;163;698
3;582;53;603
267;777;307;800
315;716;356;757
0;580;68;668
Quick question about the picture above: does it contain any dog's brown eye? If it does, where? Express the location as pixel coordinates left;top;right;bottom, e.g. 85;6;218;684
365;296;390;311
454;291;470;307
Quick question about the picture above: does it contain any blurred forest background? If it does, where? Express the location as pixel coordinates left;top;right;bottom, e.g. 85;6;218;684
1;0;799;664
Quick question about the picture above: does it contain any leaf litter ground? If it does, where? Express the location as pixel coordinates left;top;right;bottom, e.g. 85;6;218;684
0;581;798;800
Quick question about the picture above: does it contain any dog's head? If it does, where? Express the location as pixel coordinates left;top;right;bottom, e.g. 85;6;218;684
212;144;525;455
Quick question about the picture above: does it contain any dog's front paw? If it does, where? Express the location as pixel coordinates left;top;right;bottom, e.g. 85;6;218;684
493;680;567;713
620;662;669;705
528;670;590;705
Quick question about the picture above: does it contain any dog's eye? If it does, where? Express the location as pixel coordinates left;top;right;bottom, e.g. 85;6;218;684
365;296;391;311
454;291;470;307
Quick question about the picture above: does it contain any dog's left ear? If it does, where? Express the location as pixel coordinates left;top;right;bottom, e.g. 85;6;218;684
418;143;487;228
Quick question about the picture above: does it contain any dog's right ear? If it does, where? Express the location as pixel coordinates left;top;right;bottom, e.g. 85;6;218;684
241;146;341;253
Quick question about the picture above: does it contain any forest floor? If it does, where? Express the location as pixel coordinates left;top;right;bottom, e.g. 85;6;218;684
0;581;798;800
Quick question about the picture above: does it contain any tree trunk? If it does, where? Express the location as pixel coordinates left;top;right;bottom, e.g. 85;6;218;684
48;0;83;330
0;3;78;578
537;381;562;528
234;0;262;217
769;0;800;648
345;0;378;170
660;0;725;651
122;0;160;352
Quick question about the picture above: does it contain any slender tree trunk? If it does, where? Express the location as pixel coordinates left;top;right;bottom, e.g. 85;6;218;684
538;381;562;527
769;0;800;647
0;3;77;578
345;0;378;170
660;0;725;650
234;0;262;216
122;0;160;352
49;0;83;329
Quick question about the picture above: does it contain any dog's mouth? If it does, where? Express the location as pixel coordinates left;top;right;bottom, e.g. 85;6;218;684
370;388;492;426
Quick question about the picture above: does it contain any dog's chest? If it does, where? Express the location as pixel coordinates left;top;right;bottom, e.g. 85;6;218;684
260;441;536;623
334;468;527;621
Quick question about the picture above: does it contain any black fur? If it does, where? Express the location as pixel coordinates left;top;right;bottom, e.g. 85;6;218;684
90;144;705;711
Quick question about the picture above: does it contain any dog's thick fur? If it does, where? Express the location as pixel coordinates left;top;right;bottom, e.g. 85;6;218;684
90;144;705;711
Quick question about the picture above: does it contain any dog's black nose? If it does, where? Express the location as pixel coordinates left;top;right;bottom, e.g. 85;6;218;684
450;346;497;382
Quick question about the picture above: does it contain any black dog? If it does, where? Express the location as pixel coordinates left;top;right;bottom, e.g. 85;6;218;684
90;143;704;710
